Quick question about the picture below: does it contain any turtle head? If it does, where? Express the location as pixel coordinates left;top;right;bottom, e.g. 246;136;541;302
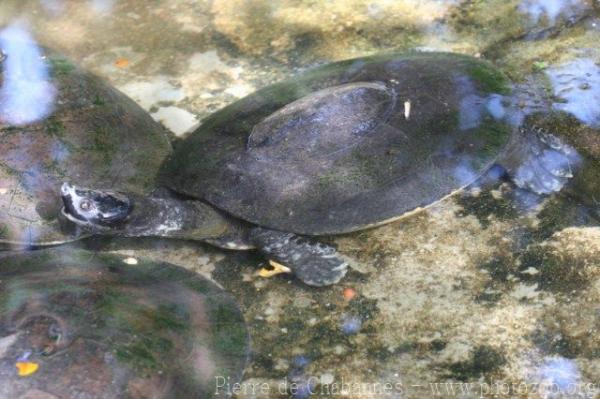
60;183;133;230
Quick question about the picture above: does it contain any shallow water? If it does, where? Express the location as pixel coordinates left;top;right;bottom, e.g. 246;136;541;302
1;0;600;398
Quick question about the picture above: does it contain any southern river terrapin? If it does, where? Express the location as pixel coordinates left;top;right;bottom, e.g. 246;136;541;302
61;52;582;286
0;248;248;399
0;38;171;248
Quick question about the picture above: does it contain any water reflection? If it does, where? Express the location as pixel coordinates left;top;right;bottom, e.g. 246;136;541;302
39;0;64;15
89;0;115;13
0;249;249;398
485;94;506;120
519;0;586;25
536;356;582;397
0;22;55;125
453;161;480;186
547;58;600;127
40;0;115;15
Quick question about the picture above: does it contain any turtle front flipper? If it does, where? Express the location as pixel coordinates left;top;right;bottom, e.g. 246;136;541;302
249;227;348;287
503;121;582;195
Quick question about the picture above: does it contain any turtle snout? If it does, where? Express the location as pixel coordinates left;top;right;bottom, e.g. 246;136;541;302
61;182;74;196
60;182;90;223
60;183;89;212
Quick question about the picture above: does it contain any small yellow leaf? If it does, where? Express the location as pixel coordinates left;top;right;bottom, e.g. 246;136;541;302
16;361;39;376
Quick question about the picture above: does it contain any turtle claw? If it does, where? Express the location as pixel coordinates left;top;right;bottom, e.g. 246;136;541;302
258;260;292;278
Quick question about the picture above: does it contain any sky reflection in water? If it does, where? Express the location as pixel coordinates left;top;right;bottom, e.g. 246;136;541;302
40;0;115;15
547;58;600;127
536;356;582;396
519;0;586;25
0;22;55;126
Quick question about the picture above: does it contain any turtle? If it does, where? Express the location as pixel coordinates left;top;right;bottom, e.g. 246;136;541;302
0;39;171;248
0;248;249;399
60;51;584;287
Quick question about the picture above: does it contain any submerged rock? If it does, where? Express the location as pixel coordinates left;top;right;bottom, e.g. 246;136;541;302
211;0;454;60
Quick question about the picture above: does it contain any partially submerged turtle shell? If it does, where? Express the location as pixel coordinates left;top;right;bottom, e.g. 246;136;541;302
0;248;248;399
0;50;171;247
162;52;514;235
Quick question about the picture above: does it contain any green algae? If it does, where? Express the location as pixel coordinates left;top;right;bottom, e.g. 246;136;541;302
518;244;595;294
479;255;516;283
45;117;66;137
456;189;518;228
210;302;249;356
467;63;511;94
92;94;106;106
531;196;598;242
114;335;174;372
48;56;75;76
470;119;513;169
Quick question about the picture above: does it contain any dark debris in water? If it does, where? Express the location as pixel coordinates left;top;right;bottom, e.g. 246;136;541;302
455;187;519;228
518;241;597;294
444;345;507;381
529;196;599;241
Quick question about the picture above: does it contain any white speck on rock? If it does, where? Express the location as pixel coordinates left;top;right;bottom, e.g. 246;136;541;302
521;267;539;275
510;282;540;300
152;106;199;136
264;307;275;316
333;345;345;355
123;257;138;265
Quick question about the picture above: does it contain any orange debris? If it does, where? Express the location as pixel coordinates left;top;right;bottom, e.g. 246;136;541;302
343;287;356;301
16;362;39;377
115;58;130;68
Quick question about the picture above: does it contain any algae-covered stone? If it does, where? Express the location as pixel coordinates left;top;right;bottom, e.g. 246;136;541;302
0;248;248;399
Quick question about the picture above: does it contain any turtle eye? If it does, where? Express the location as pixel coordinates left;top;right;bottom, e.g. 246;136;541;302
79;199;92;211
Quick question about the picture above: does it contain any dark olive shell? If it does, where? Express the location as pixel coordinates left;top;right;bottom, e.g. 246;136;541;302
0;50;171;247
0;248;248;399
161;52;513;235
